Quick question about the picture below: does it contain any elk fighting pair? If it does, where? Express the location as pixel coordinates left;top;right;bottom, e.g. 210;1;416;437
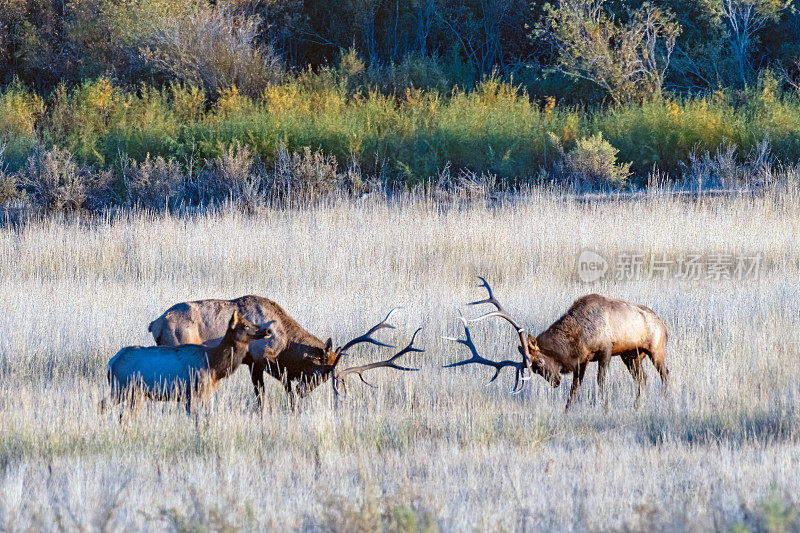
101;278;669;418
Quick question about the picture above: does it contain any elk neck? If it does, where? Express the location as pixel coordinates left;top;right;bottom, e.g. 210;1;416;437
281;326;328;363
205;331;250;380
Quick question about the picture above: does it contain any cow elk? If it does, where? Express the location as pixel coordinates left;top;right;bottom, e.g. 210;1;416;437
100;311;271;419
148;296;422;408
446;277;669;410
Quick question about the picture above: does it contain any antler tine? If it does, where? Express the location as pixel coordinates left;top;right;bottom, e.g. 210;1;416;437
442;315;491;366
510;367;524;394
443;313;525;391
331;373;348;397
466;276;532;378
337;307;401;356
468;277;524;331
333;327;423;393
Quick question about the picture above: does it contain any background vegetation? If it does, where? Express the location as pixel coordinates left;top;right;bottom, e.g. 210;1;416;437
0;0;799;210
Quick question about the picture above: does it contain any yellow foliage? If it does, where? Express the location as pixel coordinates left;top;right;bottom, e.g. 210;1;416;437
172;85;205;122
666;99;680;119
0;86;45;137
562;112;579;143
214;86;249;116
262;83;299;113
543;96;556;115
88;77;114;111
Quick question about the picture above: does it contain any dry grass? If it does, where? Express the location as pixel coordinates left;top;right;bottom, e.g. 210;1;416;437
0;189;799;531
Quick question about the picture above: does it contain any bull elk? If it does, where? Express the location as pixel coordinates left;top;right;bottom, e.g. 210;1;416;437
446;277;669;410
100;311;271;419
148;296;422;408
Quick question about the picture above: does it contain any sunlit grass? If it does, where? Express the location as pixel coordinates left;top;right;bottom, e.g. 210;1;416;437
0;190;798;530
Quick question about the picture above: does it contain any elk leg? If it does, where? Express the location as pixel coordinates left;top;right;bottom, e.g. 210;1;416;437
649;351;669;396
284;380;297;411
596;349;612;411
252;371;266;409
126;392;146;422
566;362;587;411
247;357;266;408
622;355;646;407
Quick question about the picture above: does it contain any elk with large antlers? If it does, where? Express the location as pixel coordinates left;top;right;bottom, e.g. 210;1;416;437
446;277;669;410
148;296;422;407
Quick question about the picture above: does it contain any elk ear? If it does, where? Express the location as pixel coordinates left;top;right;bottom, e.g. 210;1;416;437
527;334;538;350
228;310;240;330
325;338;333;352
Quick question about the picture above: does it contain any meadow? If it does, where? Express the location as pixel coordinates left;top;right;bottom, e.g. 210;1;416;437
0;187;799;531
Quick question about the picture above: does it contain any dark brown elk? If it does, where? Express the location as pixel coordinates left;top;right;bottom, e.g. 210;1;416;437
445;277;669;410
101;311;271;419
148;296;422;408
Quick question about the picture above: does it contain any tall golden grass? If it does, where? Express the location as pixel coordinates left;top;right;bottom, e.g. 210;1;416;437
0;189;798;530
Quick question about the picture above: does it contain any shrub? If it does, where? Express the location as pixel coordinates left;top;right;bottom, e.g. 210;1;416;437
44;79;120;165
18;146;112;213
0;80;44;138
196;142;261;206
270;143;363;203
596;96;741;174
539;0;680;104
382;53;450;94
5;74;800;193
0;81;44;169
681;140;775;190
0;145;24;207
171;84;206;123
138;4;283;98
0;174;23;207
432;163;498;202
122;154;184;209
560;132;632;188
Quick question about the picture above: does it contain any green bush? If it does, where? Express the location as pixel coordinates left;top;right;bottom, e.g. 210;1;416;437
0;81;44;170
561;132;632;187
2;75;800;192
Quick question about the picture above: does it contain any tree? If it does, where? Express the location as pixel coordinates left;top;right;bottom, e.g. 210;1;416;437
702;0;794;88
538;0;681;104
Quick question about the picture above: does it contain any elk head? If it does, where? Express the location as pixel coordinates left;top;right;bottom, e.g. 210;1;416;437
519;334;561;387
227;310;272;347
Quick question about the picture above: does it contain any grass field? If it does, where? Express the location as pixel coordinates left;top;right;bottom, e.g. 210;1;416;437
0;188;798;531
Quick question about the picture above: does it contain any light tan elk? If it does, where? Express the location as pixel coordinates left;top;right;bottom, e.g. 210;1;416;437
101;311;271;418
445;277;669;409
148;295;422;407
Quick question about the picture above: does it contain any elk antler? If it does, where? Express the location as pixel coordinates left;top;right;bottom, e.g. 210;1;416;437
331;328;423;397
443;313;525;393
335;308;401;363
468;276;532;379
